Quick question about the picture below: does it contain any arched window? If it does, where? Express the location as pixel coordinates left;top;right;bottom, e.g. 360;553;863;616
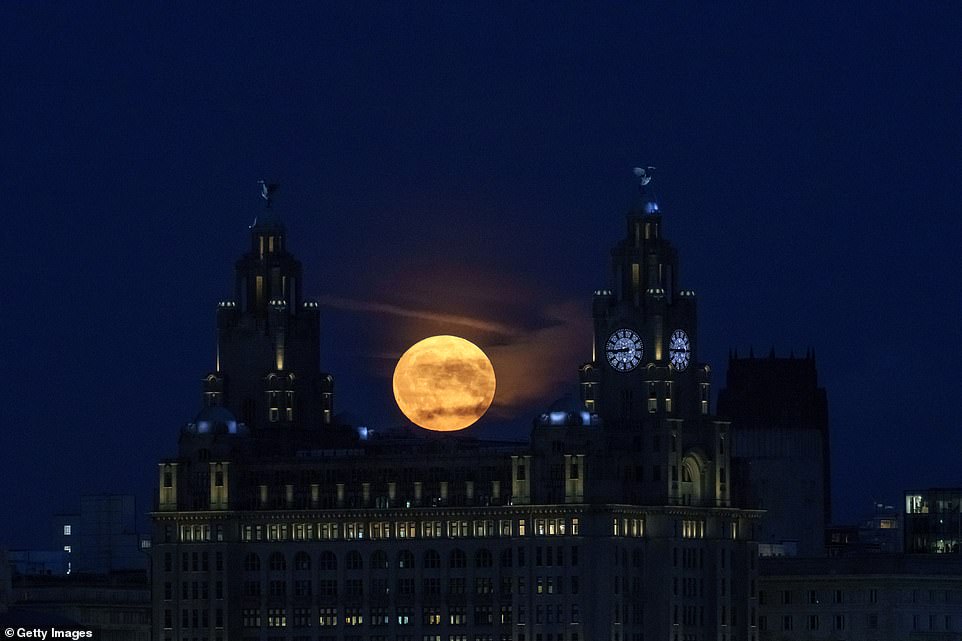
449;549;466;569
318;551;336;571
268;552;286;571
346;550;363;570
423;550;441;569
243;553;260;572
398;550;414;570
294;551;311;571
500;548;513;568
680;454;704;506
371;550;389;570
475;549;493;568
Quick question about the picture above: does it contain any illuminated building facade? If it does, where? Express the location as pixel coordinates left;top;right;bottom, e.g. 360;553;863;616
904;488;962;554
152;186;761;641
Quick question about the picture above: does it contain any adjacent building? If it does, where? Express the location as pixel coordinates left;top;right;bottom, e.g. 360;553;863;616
757;555;962;641
904;488;962;554
826;503;902;557
0;547;10;614
53;495;147;575
152;184;762;640
718;353;830;557
7;571;151;641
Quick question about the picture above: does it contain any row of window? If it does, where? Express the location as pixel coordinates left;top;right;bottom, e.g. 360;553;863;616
240;546;580;573
759;613;848;632
763;586;962;606
164;545;583;577
219;634;579;641
235;604;583;628
759;611;960;633
178;515;722;544
763;587;877;605
230;574;582;598
163;551;223;572
238;518;579;543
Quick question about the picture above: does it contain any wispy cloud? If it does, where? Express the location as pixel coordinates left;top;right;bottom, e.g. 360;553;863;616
318;295;519;336
486;300;591;414
321;292;592;421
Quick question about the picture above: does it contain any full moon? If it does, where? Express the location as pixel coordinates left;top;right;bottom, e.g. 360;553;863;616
393;335;497;432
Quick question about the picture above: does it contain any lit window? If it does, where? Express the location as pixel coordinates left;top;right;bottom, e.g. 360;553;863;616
64;545;71;553
63;525;71;536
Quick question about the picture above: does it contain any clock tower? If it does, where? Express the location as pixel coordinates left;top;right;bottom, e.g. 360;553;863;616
580;177;711;426
201;184;335;432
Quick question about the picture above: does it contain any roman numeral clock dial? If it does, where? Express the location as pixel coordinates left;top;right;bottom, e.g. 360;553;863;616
669;329;691;371
606;329;643;372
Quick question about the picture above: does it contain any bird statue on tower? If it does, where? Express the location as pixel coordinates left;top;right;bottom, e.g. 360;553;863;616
633;166;656;187
258;180;280;207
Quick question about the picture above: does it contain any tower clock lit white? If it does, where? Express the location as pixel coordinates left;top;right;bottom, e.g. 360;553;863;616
668;329;691;371
606;329;644;372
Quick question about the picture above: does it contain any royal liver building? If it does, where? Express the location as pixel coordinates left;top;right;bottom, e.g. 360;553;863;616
153;178;761;641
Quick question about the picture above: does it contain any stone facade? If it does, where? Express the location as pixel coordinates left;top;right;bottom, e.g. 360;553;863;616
758;555;962;641
152;187;761;641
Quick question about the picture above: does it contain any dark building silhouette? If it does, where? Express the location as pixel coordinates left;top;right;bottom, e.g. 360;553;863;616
152;185;761;641
5;571;151;641
203;207;334;434
718;352;830;557
52;495;147;575
757;555;962;641
825;503;902;557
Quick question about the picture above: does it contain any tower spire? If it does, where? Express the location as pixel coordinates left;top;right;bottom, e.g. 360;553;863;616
250;180;285;233
630;166;660;215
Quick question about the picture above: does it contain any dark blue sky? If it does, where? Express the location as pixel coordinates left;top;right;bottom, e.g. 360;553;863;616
2;3;960;547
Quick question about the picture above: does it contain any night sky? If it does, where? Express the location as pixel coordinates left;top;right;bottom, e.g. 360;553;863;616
2;3;960;548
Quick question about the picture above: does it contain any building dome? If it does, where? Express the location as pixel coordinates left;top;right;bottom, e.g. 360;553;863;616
188;406;243;435
629;192;661;216
537;394;599;427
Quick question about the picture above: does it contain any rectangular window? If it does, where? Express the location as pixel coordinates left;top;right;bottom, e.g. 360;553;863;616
267;608;287;628
318;607;337;626
242;609;260;627
344;607;363;626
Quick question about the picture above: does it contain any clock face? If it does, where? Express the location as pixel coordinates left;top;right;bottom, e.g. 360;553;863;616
606;329;644;372
668;329;691;371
